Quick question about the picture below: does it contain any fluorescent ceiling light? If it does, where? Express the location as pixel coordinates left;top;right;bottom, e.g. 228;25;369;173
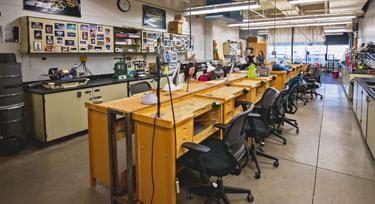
325;32;344;36
229;15;356;27
240;21;352;30
288;0;326;4
183;1;260;16
324;29;349;33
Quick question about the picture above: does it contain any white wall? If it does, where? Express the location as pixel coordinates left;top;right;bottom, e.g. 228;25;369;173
360;0;375;43
0;0;240;81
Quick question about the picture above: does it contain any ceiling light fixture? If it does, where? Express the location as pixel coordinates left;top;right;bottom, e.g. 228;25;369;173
288;0;326;4
324;29;350;33
183;1;260;16
229;15;356;27
240;21;353;30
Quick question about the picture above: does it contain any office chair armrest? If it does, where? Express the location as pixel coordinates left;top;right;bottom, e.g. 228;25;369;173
214;123;228;130
182;142;210;153
235;101;253;111
248;113;262;118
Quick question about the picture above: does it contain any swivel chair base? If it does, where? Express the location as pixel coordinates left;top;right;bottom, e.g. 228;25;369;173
249;144;279;179
187;177;254;204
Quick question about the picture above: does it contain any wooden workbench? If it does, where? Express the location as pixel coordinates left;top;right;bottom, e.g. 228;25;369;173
85;75;247;190
85;65;304;204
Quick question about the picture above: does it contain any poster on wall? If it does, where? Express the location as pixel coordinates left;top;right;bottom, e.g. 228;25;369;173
142;5;166;29
23;0;82;17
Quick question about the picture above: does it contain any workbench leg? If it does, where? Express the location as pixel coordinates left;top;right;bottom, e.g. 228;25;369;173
108;112;119;204
125;113;135;204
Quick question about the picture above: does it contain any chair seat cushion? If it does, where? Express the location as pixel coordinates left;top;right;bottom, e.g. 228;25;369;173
180;139;235;177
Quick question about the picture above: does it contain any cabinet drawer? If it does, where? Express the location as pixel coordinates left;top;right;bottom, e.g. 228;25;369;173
176;120;193;157
224;100;234;115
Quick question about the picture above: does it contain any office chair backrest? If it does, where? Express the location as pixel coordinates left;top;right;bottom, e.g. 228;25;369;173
272;89;289;122
129;81;151;95
223;107;253;174
260;88;279;122
314;69;322;84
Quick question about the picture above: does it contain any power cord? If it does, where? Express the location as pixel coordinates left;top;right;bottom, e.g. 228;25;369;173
150;114;157;204
150;68;177;204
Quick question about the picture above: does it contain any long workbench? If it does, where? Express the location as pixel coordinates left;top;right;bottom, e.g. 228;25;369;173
85;65;303;204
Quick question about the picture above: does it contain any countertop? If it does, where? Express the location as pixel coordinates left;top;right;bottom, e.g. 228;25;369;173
24;74;157;95
356;78;375;99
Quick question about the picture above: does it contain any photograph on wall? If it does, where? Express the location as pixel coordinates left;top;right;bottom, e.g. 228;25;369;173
34;41;42;51
46;35;53;44
56;37;63;45
46;25;53;34
67;23;77;30
55;30;65;37
67;32;76;37
55;23;65;30
142;5;166;29
23;0;81;17
82;32;88;40
80;24;89;30
65;40;75;46
31;22;43;29
34;30;42;39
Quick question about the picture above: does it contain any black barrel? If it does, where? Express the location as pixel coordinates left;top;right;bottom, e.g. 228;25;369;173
0;53;25;155
0;63;24;106
0;104;25;139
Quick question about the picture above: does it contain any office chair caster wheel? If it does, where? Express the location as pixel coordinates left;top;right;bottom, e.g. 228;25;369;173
255;171;261;179
283;140;287;145
320;96;323;100
186;192;193;200
273;160;279;167
296;129;300;134
247;193;254;203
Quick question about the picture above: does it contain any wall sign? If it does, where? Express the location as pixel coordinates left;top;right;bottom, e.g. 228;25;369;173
142;5;166;29
23;0;82;17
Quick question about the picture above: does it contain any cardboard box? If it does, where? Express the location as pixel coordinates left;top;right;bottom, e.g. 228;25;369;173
168;21;183;34
174;15;186;22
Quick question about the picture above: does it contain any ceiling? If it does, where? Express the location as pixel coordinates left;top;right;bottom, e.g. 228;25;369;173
140;0;369;18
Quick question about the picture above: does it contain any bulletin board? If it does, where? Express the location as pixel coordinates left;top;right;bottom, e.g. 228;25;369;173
28;17;78;53
163;33;191;53
78;23;114;53
141;30;162;53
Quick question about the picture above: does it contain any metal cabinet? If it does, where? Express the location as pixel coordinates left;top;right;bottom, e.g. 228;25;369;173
26;83;128;142
367;98;375;157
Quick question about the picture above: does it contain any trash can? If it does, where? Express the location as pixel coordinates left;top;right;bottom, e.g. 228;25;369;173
332;70;339;79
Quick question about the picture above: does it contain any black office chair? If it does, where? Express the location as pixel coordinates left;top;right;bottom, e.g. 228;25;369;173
252;88;287;145
304;69;323;100
273;89;299;134
180;108;254;204
128;81;151;95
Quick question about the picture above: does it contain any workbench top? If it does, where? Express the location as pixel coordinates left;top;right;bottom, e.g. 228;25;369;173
24;74;156;95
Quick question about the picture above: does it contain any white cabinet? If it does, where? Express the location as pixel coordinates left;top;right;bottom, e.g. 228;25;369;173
353;82;358;116
44;88;92;141
367;98;375;157
92;83;127;103
361;91;368;139
26;82;128;142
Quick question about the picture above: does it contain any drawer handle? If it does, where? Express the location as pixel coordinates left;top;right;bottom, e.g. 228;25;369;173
94;89;100;92
84;91;91;94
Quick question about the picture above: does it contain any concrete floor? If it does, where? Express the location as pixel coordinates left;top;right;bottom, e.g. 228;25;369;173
1;83;375;204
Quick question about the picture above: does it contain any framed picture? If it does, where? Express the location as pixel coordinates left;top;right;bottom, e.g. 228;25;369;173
67;32;76;37
55;23;65;30
46;25;53;34
34;41;42;51
23;0;81;17
67;23;77;30
34;30;42;40
46;36;53;44
55;30;65;37
142;5;166;29
31;22;43;29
